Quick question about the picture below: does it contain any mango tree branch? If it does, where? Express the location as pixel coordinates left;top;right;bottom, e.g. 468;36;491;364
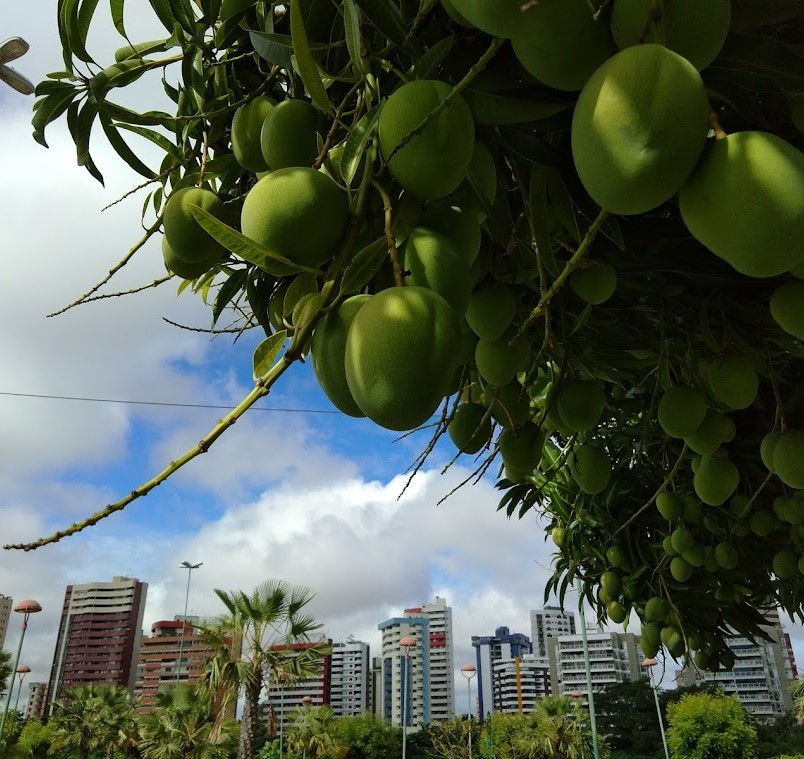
520;208;609;335
48;215;163;317
370;180;404;286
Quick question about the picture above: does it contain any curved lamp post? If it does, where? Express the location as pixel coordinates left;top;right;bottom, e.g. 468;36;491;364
0;37;35;95
0;599;42;744
642;658;670;759
13;665;31;716
461;664;477;759
175;561;202;683
400;636;416;759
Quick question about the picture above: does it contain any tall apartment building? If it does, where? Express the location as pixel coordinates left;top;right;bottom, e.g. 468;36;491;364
377;596;455;728
45;576;147;714
471;626;540;716
25;682;46;720
330;639;370;716
135;617;230;711
678;609;794;719
491;654;552;712
260;640;333;730
0;593;12;648
548;631;647;697
531;606;576;657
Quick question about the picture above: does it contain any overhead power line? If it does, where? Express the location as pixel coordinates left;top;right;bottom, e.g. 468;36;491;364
0;391;340;414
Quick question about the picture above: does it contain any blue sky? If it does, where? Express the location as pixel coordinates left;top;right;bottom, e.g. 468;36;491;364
1;2;801;713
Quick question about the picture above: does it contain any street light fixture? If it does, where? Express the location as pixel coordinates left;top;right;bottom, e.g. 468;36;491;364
642;658;670;759
0;37;35;95
400;636;416;759
175;561;203;684
461;664;477;759
0;599;42;744
13;665;31;716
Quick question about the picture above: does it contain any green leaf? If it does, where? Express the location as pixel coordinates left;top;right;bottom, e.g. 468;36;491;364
182;44;206;112
406;37;453;80
58;0;80;70
110;0;127;37
339;237;388;297
463;90;571;125
148;0;176;32
115;122;183;161
75;98;104;184
529;166;558;278
709;33;804;92
290;0;333;115
246;271;274;336
340;104;381;187
34;79;77;98
97;112;157;179
71;0;101;64
496;129;566;169
189;206;320;277
212;268;248;328
104;101;178;128
343;0;363;73
32;89;80;148
253;331;288;379
353;0;417;55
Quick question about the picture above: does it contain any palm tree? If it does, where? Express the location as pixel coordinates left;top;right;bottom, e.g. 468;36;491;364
48;684;138;759
791;679;804;725
138;683;239;759
528;695;605;759
196;579;327;759
285;704;344;759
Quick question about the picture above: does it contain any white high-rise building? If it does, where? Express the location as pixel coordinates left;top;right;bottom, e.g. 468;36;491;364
330;639;370;716
531;606;576;657
378;596;455;728
0;594;12;648
678;609;794;719
548;631;648;697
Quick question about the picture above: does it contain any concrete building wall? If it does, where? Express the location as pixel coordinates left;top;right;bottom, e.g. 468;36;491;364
679;610;794;719
25;682;46;720
548;631;647;697
330;640;370;716
0;594;11;649
471;626;533;717
491;654;551;713
531;607;576;658
46;576;147;714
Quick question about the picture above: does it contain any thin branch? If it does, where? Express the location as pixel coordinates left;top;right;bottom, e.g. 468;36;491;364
370;180;404;286
162;316;251;334
709;109;728;141
48;216;163;317
198;129;210;187
101;164;179;212
387;37;505;163
313;83;361;170
520;208;609;335
73;275;174;305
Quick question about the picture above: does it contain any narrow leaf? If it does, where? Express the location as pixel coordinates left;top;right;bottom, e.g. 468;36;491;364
253;331;288;379
290;0;333;115
110;0;127;37
340;104;381;187
149;0;178;33
32;89;79;148
190;206;320;277
116;121;183;160
97;112;157;179
353;0;415;55
343;0;363;72
339;237;388;296
212;268;248;328
529;166;558;278
75;98;104;184
406;37;452;80
463;90;571;125
71;0;101;64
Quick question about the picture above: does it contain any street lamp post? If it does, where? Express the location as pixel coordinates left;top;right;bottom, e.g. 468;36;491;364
400;636;416;759
175;561;202;684
461;664;477;759
13;665;31;716
0;37;35;94
642;658;670;759
301;696;312;759
576;583;601;759
0;599;42;745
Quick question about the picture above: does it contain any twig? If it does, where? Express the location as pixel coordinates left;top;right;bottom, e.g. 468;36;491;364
611;443;688;540
398;399;451;501
313;83;361;170
101;164;179;212
371;180;404;286
198;129;210;187
387;37;504;163
72;275;174;305
520;208;609;334
709;110;728;141
636;0;664;44
48;216;163;317
162;316;251;334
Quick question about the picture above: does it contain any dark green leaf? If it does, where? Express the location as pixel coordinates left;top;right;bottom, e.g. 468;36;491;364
710;33;804;92
253;331;288;378
97;112;157;179
246;272;274;336
463;90;571;125
182;44;206;112
32;89;80;148
353;0;411;53
497;129;566;170
58;0;80;69
529;166;558;278
148;0;176;32
407;37;453;80
75;98;104;184
212;268;248;328
34;79;77;98
115;122;182;161
339;237;388;296
71;0;101;64
291;0;333;115
343;0;363;73
104;100;178;127
190;206;320;277
110;0;126;37
340;104;381;187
